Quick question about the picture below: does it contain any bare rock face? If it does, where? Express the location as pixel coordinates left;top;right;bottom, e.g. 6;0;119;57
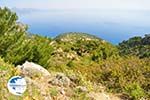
17;61;51;77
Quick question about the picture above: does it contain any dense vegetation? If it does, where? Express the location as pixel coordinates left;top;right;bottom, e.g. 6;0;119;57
119;34;150;58
0;7;150;100
0;7;53;66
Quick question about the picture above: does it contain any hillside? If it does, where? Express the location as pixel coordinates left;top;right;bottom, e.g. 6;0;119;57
54;32;103;42
0;58;123;100
119;34;150;58
0;7;150;100
48;32;118;69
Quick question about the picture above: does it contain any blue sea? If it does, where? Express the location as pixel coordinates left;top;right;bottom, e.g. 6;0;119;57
15;9;150;44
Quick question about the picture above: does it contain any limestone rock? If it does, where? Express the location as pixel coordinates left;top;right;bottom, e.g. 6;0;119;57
17;61;51;77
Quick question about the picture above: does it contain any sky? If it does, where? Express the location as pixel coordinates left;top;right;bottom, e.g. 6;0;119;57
1;0;150;10
1;0;150;44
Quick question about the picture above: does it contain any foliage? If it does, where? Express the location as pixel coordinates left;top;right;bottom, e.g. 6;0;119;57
0;7;150;99
49;87;59;97
73;56;150;99
0;7;53;67
119;34;150;58
124;83;145;100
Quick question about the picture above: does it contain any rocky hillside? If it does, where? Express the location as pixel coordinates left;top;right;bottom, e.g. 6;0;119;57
0;7;150;100
0;59;123;100
48;32;118;69
54;32;103;42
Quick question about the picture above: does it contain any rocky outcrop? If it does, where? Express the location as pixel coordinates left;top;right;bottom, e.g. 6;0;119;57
16;61;122;100
17;61;51;77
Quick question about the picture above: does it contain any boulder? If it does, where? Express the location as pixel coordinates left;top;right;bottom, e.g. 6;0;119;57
17;61;51;77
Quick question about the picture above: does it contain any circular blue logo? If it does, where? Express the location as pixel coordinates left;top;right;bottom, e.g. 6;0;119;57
7;76;27;96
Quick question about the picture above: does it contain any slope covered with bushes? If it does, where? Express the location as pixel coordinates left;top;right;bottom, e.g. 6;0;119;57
118;34;150;58
0;7;150;100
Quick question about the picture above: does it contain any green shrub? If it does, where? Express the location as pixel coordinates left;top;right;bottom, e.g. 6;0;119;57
49;87;59;97
124;83;145;99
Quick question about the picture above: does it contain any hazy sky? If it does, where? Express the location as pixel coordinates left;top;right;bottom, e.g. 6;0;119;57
1;0;150;10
